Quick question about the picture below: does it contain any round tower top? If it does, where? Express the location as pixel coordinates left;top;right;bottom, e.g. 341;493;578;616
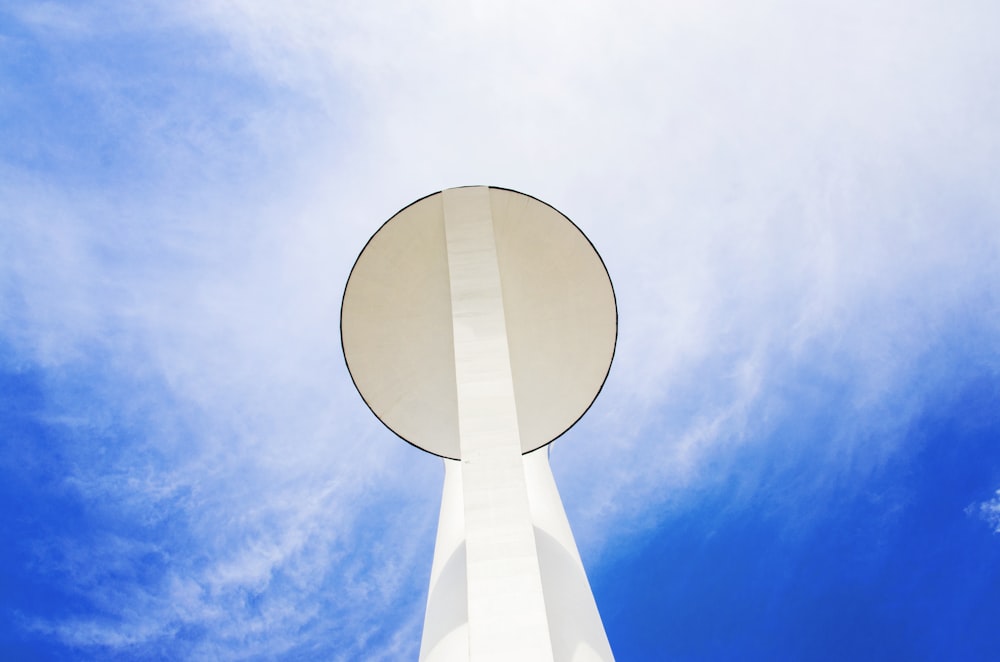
341;186;616;459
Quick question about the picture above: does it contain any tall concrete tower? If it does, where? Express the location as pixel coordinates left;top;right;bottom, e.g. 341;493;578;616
341;186;616;661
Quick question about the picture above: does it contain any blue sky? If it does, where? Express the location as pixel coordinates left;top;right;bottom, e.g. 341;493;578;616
2;1;999;660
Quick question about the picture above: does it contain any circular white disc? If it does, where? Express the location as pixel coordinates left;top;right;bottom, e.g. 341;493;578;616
341;187;616;458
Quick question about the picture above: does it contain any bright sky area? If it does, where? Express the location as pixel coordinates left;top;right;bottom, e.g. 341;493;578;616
1;1;999;660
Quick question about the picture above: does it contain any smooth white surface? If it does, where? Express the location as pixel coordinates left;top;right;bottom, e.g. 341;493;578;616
341;187;616;458
442;187;554;662
420;460;468;662
420;453;615;662
524;450;615;662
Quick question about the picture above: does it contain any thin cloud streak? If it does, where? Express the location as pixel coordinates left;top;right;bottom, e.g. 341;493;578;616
971;489;1000;534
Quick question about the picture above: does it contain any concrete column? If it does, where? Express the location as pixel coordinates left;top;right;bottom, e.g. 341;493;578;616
442;186;554;662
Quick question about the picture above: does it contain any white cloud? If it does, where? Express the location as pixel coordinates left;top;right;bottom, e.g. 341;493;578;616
970;489;1000;534
3;0;1000;657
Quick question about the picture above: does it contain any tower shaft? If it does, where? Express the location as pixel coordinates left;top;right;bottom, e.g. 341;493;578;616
420;452;615;662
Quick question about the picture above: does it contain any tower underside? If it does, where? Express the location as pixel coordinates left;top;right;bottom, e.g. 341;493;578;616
341;186;617;661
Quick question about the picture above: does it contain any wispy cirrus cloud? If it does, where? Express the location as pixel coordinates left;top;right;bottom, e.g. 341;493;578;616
2;0;999;658
969;489;1000;535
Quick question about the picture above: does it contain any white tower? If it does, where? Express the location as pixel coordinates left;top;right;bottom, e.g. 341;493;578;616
342;186;616;661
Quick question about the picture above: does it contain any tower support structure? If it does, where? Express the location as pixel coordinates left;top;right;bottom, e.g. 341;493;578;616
420;451;615;662
341;186;618;662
